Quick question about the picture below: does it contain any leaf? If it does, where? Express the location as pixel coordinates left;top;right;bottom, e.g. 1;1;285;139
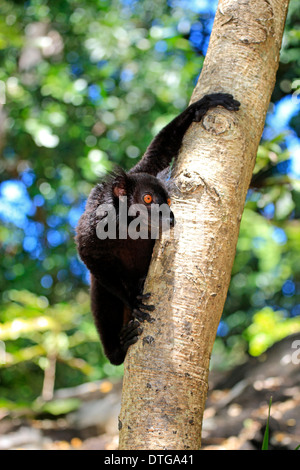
34;398;81;416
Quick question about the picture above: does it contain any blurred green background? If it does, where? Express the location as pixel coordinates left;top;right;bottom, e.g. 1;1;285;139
0;0;299;413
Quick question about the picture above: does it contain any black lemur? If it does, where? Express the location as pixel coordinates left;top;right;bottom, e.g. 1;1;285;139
76;93;240;365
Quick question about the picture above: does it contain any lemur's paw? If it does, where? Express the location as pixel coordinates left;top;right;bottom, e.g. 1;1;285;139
132;293;155;323
119;320;143;352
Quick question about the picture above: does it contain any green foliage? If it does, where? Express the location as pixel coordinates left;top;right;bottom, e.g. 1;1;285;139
35;398;81;416
0;288;120;402
245;308;300;356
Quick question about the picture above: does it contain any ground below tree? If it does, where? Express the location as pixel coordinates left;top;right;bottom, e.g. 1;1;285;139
0;333;299;450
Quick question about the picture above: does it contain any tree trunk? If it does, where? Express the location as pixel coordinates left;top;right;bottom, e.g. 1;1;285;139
119;0;290;450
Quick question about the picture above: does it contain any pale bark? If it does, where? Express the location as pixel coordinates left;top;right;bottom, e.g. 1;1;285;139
119;0;290;450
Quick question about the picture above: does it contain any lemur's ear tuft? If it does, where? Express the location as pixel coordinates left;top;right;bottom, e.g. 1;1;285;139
112;173;128;198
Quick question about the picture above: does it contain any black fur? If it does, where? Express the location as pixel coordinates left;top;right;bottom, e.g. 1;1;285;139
76;93;240;364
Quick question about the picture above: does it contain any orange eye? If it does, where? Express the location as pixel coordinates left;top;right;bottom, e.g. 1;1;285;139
167;198;171;206
143;194;153;204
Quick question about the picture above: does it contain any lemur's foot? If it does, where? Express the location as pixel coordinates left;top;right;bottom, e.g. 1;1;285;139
119;320;143;352
132;293;155;323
